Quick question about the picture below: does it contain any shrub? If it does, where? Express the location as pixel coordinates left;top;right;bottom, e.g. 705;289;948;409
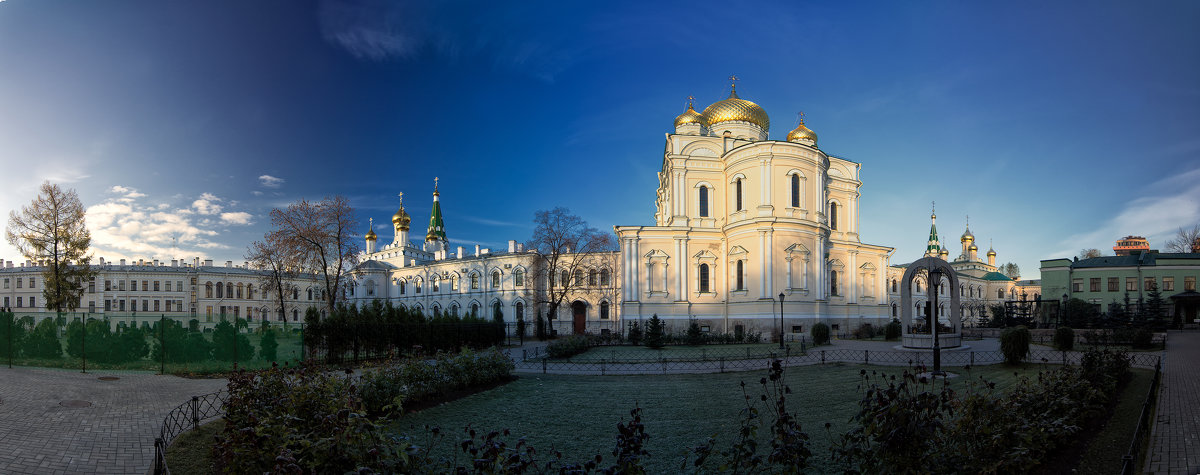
357;348;515;417
852;323;876;340
259;328;278;362
211;320;255;362
0;311;26;358
545;335;590;359
1132;328;1154;349
1053;326;1075;351
884;319;902;341
686;319;705;345
1000;326;1031;365
23;318;62;359
644;315;665;349
811;322;830;345
627;321;643;346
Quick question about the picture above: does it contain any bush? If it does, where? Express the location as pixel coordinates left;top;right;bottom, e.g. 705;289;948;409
852;323;876;340
884;319;902;341
23;318;62;359
686;319;705;346
259;327;278;362
545;335;590;359
644;315;665;349
627;321;643;346
211;320;255;362
357;348;514;417
1132;328;1154;349
1053;326;1075;351
1000;326;1031;365
811;322;830;345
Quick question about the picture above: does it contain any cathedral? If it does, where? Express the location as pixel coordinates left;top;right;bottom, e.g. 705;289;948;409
350;80;1038;337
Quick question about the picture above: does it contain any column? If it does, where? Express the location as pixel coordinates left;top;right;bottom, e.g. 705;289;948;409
765;230;774;297
759;230;768;299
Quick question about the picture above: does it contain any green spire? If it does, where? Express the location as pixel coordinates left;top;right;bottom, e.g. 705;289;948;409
925;203;940;256
425;178;447;242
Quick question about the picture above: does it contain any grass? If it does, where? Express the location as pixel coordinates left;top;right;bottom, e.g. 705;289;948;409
165;420;224;475
1075;368;1156;473
389;363;1046;473
564;343;796;362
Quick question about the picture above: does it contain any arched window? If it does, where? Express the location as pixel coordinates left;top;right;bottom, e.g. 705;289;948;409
451;274;459;291
600;268;611;286
470;273;479;289
561;270;569;287
451;304;459;317
892;303;897;317
600;301;610;319
573;269;583;285
237;283;244;299
514;268;525;287
960;284;964;296
432;276;439;292
205;282;213;298
790;174;801;207
471;303;479;316
699;263;710;293
588;269;597;286
292;288;299;300
830;270;839;296
829;202;839;230
216;282;224;299
997;288;1004;299
492;271;500;288
307;288;313;300
699;186;710;217
493;301;502;319
415;278;422;294
736;260;745;290
227;283;233;298
366;280;376;296
247;284;254;299
292;309;298;321
400;280;406;295
735;178;744;211
891;279;897;293
516;301;524;320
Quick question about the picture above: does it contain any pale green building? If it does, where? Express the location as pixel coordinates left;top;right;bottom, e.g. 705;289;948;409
1040;252;1200;325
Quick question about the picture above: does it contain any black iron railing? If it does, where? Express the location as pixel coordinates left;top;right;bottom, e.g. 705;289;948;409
153;390;227;475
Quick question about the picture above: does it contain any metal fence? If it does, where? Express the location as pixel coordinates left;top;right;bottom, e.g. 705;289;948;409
513;347;1163;375
153;390;227;475
1121;359;1163;475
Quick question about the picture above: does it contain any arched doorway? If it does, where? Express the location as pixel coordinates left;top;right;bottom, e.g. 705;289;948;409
571;301;587;334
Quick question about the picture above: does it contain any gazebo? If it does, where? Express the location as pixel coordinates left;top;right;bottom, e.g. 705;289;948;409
900;256;962;349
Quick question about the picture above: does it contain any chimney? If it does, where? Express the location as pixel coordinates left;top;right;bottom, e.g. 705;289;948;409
226;260;232;268
120;259;126;266
508;240;516;253
481;248;489;255
457;246;464;259
204;259;213;267
474;244;480;256
171;259;178;267
517;243;524;252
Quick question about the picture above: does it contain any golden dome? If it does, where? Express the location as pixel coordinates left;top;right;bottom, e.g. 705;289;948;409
987;248;996;256
365;228;377;241
786;114;817;144
392;207;411;231
701;87;769;131
968;243;978;251
674;102;704;128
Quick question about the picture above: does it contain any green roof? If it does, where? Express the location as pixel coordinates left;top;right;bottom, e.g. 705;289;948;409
982;271;1012;281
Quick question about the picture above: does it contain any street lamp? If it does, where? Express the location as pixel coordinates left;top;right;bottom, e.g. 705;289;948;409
778;292;786;350
929;268;943;375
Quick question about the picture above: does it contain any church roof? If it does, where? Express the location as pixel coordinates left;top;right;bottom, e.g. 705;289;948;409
982;271;1013;281
426;182;447;242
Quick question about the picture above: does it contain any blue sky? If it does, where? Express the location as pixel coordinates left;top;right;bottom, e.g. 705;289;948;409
0;0;1197;277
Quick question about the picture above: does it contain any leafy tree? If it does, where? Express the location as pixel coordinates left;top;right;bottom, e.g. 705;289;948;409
989;304;1008;327
811;322;830;345
525;208;616;325
1078;248;1102;259
246;238;300;324
644;314;665;349
1166;225;1200;253
267;196;359;317
23;318;62;359
0;310;26;358
5;181;97;312
884;319;902;341
212;320;255;363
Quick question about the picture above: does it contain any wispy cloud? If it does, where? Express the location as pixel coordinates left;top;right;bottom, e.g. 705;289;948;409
220;212;253;225
192;192;223;215
258;174;285;188
1047;168;1200;259
85;190;257;261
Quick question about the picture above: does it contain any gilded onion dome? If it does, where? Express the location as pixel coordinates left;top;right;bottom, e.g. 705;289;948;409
786;113;817;144
968;242;978;251
392;205;411;231
961;227;974;243
365;227;377;241
987;246;996;257
701;85;770;131
674;102;704;128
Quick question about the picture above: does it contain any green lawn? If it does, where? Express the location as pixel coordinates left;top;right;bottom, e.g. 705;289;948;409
1075;368;1156;473
563;343;799;362
166;421;225;475
389;363;1045;473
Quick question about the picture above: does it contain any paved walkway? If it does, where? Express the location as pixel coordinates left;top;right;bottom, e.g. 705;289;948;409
0;367;226;474
1146;330;1200;474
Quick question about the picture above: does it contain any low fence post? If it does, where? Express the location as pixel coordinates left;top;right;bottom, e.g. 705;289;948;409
601;359;606;376
864;349;869;365
191;396;200;431
541;358;547;374
720;357;725;373
1062;350;1067;366
522;349;527;362
970;351;974;366
154;438;165;475
821;350;826;364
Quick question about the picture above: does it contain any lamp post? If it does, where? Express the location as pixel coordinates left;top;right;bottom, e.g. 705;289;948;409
778;292;786;350
929;268;943;375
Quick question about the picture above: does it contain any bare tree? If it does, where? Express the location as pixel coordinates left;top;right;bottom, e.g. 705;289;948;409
6;181;96;312
525;208;616;327
998;262;1021;280
245;238;299;322
1078;248;1102;259
266;196;360;317
1166;225;1200;253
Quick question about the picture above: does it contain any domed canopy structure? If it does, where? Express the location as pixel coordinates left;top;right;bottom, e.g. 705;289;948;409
392;202;411;231
701;85;769;131
674;102;704;128
786;113;817;145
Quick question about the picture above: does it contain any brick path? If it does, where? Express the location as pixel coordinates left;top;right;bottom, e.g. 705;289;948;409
0;367;226;474
1146;330;1200;474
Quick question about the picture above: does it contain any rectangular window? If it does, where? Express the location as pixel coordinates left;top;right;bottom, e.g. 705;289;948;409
29;277;34;288
104;300;111;311
105;280;111;291
88;278;95;293
699;186;709;217
2;297;7;307
2;278;7;289
119;280;126;291
178;281;184;291
88;301;96;313
176;300;183;312
791;325;803;333
1072;279;1083;292
16;278;21;289
1145;277;1156;291
1089;278;1100;292
29;297;35;308
118;300;125;311
16;297;21;307
1108;277;1118;292
1126;277;1137;291
165;281;171;292
154;300;160;312
143;280;148;291
1186;276;1196;292
206;306;213;322
142;299;148;312
154;281;160;292
1164;277;1175;291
